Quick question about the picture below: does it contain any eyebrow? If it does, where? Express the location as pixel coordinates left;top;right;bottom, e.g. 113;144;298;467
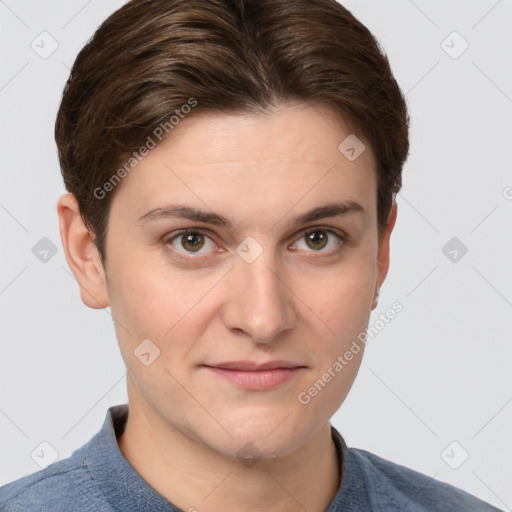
136;200;364;229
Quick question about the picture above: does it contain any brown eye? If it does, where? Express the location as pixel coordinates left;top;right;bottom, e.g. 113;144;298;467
304;230;328;250
293;229;343;254
166;230;216;255
181;232;205;252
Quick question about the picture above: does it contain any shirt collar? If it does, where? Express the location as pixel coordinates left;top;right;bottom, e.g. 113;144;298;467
85;404;372;512
86;404;178;511
327;424;375;511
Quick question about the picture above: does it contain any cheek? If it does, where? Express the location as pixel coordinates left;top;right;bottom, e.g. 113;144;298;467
107;251;203;336
306;255;377;333
296;272;373;420
105;253;226;384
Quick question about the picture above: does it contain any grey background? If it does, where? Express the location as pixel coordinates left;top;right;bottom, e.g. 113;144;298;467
0;0;511;509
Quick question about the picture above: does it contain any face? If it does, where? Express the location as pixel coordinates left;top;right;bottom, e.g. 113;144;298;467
77;103;393;460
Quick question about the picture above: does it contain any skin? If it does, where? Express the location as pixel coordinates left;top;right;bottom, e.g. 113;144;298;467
57;102;396;512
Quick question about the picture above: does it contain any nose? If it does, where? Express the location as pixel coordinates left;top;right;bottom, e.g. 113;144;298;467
221;245;297;344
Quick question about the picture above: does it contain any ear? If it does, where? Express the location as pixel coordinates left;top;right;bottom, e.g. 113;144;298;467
371;202;397;310
57;193;110;309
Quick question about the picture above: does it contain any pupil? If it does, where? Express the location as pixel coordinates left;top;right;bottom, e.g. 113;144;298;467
184;233;203;251
308;231;327;250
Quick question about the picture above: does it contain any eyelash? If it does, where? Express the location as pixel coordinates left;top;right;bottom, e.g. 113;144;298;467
163;227;348;261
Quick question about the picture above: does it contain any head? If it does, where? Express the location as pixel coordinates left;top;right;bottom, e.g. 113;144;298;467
56;0;409;461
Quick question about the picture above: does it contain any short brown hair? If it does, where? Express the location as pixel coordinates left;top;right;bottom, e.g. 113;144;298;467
55;0;409;265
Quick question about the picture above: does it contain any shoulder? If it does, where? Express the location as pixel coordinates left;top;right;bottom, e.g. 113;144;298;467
0;443;111;512
348;447;502;511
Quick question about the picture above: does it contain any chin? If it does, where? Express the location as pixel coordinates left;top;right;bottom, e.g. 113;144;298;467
212;414;309;461
211;435;299;464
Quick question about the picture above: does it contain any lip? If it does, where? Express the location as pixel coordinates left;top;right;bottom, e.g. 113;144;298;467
202;360;306;390
205;360;304;371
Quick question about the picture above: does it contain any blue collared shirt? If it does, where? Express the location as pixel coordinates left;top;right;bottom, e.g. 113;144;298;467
0;404;502;511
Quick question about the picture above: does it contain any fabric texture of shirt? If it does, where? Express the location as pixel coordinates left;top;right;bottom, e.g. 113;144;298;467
0;403;503;511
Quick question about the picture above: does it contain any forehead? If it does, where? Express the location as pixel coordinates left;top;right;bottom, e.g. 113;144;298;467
156;103;373;167
110;103;377;225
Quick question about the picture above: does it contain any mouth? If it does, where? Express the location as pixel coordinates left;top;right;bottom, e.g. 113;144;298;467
201;360;307;390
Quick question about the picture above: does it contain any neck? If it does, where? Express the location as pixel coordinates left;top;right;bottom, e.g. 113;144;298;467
117;401;341;512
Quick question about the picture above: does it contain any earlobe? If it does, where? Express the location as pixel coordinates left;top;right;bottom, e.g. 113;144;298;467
57;193;110;309
371;286;380;311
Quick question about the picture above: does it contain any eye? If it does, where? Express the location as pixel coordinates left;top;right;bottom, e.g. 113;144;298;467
291;228;344;254
166;230;217;256
164;227;346;260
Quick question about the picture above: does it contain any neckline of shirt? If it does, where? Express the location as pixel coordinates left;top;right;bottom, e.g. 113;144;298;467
84;404;373;512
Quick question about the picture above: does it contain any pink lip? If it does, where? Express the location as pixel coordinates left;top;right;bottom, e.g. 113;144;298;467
207;360;303;371
202;360;306;390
